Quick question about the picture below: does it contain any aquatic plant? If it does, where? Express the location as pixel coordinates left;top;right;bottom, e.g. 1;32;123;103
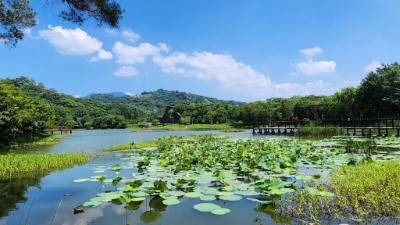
281;160;400;224
0;153;89;179
75;134;400;222
296;126;342;138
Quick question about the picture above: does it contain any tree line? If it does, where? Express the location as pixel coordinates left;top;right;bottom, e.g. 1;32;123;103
173;63;400;126
1;62;399;148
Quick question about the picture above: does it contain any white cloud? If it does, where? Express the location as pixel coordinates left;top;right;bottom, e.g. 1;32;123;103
114;66;139;77
153;51;340;100
112;42;168;64
125;92;134;96
38;25;102;55
122;29;141;43
90;49;113;62
299;46;322;58
296;59;336;75
154;51;273;91
363;60;381;73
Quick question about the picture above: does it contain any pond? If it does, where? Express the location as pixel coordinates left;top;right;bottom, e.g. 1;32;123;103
0;129;292;225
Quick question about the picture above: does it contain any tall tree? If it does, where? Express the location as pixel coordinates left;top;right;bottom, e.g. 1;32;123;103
0;0;123;47
357;63;400;118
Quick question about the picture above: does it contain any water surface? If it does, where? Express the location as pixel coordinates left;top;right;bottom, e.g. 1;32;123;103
0;129;289;225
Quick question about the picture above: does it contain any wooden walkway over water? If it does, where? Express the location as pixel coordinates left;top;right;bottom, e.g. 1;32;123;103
253;118;400;137
45;126;72;134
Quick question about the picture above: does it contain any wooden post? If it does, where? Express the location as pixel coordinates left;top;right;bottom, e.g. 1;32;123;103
378;120;381;136
397;129;400;137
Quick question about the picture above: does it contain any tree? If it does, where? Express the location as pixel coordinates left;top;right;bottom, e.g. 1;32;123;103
1;0;123;47
357;63;400;118
321;87;357;119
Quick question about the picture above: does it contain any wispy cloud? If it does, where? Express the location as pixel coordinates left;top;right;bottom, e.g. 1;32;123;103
90;49;113;62
122;29;141;43
299;46;322;59
114;66;138;77
363;60;381;73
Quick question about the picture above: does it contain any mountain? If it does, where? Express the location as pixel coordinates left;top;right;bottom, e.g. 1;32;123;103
5;76;242;124
86;89;241;115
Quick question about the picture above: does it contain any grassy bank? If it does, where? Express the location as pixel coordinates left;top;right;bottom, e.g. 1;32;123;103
0;153;89;179
282;160;400;224
5;134;67;151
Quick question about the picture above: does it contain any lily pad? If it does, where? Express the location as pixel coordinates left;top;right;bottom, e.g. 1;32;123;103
185;192;204;198
162;197;180;206
193;203;221;212
216;191;234;196
200;195;216;201
219;194;242;201
211;208;231;215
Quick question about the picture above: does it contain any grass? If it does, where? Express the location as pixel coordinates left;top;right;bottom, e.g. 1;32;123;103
295;126;343;138
0;153;89;179
6;134;67;151
281;160;400;224
107;140;159;151
220;128;244;132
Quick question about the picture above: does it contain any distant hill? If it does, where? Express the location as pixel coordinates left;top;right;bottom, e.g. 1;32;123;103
86;89;241;115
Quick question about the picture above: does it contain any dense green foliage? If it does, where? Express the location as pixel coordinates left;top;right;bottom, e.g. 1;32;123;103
0;0;122;47
0;79;54;148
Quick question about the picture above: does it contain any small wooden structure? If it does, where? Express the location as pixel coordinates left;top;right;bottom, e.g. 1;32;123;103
45;126;72;134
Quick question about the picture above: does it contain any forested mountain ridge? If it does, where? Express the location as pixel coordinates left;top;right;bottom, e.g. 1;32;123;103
0;76;239;131
86;89;241;115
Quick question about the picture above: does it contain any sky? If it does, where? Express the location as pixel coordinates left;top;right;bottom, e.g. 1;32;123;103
1;0;400;102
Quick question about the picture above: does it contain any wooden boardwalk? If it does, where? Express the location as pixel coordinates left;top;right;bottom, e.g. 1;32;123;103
45;126;72;134
344;127;400;137
252;127;297;135
252;126;400;137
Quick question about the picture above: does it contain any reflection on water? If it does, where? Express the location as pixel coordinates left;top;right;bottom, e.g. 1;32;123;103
0;129;290;225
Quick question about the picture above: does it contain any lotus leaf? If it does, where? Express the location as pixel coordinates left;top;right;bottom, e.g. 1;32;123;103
211;208;231;215
162;197;180;205
193;203;221;212
219;194;242;201
185;192;204;198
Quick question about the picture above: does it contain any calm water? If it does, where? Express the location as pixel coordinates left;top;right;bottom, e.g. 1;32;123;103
0;129;289;225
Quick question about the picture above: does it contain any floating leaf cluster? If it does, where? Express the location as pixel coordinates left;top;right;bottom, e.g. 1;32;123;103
74;134;400;223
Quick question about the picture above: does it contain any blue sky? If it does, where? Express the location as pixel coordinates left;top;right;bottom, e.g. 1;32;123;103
1;0;400;101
